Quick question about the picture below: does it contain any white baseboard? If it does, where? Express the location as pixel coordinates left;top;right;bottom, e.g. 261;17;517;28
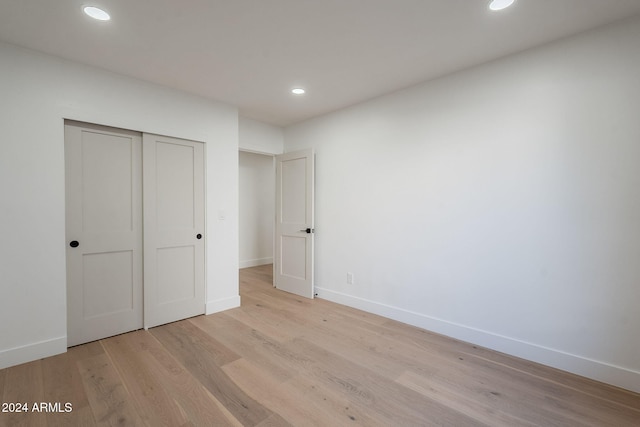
239;257;273;269
314;286;640;394
0;296;242;370
0;336;67;370
206;295;241;315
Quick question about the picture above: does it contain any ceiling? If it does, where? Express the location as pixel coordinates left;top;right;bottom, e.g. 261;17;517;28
1;1;640;127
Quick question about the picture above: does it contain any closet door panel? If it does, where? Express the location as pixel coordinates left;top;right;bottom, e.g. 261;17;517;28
143;133;205;328
65;121;143;347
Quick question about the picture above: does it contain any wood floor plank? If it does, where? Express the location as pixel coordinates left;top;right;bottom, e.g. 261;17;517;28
222;358;316;426
397;369;545;427
190;314;297;383
156;319;241;366
101;333;189;426
224;305;296;343
244;293;431;380
41;351;94;427
282;337;486;427
150;320;283;426
243;285;388;329
254;413;293;427
223;357;373;427
449;351;640;426
460;349;640;411
0;360;46;427
283;371;382;426
121;330;243;426
198;386;245;427
77;352;143;426
52;341;107;426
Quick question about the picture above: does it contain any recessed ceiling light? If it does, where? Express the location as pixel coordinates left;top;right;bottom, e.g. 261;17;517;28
83;6;111;21
489;0;515;11
291;88;306;95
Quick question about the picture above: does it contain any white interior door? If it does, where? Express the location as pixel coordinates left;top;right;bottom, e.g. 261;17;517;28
275;149;315;298
65;121;143;347
143;133;205;328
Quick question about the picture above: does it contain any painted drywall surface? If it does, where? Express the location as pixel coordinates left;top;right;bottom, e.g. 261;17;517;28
239;151;275;268
0;42;239;368
239;116;284;155
285;18;640;391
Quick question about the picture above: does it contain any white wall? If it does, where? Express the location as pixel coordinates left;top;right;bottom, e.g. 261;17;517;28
239;151;275;268
0;42;240;369
284;17;640;392
239;116;284;155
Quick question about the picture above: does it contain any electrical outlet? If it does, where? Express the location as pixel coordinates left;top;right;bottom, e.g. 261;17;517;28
347;272;354;285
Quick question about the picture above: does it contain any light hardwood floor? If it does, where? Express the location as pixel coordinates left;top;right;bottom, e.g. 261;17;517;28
1;264;639;426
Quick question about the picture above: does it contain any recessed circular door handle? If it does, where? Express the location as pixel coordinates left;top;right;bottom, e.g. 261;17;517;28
69;240;79;248
196;234;202;239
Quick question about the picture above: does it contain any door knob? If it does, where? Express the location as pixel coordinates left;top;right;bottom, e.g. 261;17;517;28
69;240;79;248
196;234;202;239
299;228;313;234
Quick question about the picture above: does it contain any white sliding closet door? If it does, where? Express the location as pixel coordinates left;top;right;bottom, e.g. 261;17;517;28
65;122;143;347
143;133;206;328
66;122;206;345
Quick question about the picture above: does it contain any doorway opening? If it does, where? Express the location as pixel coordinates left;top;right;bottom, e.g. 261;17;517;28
239;150;275;270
